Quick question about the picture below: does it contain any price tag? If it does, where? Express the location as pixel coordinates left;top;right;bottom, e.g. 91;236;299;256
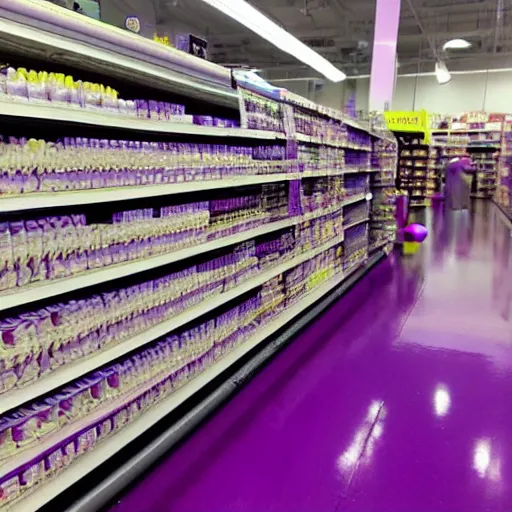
168;115;194;124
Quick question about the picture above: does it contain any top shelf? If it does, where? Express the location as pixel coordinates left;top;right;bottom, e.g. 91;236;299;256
0;100;284;139
431;128;501;133
0;0;237;108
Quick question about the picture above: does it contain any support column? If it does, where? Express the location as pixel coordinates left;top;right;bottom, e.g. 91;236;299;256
368;0;401;112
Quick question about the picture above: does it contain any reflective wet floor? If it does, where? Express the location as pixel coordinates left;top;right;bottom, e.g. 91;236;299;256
111;202;512;512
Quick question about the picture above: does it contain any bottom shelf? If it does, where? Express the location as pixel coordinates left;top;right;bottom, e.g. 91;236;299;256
8;262;380;512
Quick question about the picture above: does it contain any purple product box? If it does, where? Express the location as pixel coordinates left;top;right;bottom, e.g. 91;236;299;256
148;100;160;121
136;100;149;119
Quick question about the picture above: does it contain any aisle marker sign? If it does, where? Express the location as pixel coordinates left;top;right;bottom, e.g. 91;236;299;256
383;110;428;132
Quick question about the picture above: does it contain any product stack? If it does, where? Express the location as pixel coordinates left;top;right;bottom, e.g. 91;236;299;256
0;5;395;510
496;115;512;217
426;145;443;194
369;137;398;251
0;65;243;129
396;134;432;207
471;149;500;199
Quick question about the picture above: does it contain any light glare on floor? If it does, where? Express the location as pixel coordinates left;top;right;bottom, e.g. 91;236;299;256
433;385;450;417
474;439;491;477
367;400;382;419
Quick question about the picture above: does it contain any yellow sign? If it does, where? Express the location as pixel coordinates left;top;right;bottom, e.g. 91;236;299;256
153;34;173;47
403;241;420;255
384;110;428;133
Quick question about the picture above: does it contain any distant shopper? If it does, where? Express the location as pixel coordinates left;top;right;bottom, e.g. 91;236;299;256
445;157;474;210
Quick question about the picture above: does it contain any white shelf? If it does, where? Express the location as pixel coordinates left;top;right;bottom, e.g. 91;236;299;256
369;238;393;252
369;131;396;144
6;270;348;512
0;234;347;413
302;169;357;178
0;100;282;139
344;217;370;230
371;183;395;188
0;174;299;213
281;91;394;142
343;193;367;206
343;168;374;174
302;170;343;178
295;133;371;150
301;169;379;177
431;128;501;133
0;173;369;214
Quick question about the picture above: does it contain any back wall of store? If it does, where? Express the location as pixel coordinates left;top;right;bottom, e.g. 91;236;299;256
354;70;512;114
272;70;512;116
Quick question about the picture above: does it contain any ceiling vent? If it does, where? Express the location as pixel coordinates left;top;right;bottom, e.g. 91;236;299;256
302;38;336;48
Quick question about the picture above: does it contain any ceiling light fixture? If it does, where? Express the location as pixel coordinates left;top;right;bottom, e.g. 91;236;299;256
435;61;451;84
442;39;472;51
199;0;346;82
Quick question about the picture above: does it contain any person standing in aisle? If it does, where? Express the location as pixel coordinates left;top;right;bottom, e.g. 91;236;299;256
444;156;474;210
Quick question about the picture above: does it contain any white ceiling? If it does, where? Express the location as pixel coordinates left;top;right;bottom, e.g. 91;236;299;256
159;0;512;79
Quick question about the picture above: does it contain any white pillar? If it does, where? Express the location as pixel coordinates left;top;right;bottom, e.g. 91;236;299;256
368;0;401;112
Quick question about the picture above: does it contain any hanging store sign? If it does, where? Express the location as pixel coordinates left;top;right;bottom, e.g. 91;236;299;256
383;110;427;133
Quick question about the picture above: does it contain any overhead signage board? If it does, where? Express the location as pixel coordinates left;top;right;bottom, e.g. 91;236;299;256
383;110;427;133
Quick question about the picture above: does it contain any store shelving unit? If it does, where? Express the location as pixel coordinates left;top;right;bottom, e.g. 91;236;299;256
4;266;360;512
495;116;512;218
369;138;398;251
469;146;500;199
430;114;504;200
0;3;395;510
395;133;431;208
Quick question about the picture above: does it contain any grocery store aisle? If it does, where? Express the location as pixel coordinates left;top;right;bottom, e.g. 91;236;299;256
110;202;512;512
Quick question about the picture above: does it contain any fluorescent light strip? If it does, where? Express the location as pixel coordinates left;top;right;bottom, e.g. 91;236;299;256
348;67;512;79
200;0;346;82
